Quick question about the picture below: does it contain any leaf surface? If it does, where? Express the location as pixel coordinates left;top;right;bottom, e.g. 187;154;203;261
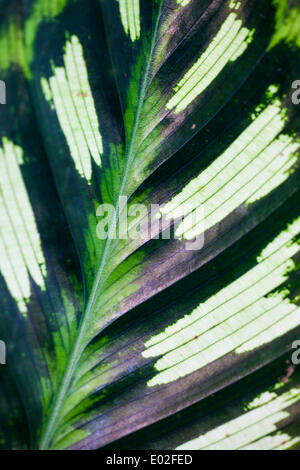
0;0;300;450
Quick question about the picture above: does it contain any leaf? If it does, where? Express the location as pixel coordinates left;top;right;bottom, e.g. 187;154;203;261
0;0;300;450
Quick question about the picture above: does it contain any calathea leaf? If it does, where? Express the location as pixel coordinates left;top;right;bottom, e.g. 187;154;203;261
0;0;299;450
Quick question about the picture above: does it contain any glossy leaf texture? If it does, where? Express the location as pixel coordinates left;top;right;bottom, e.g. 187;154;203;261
0;0;300;450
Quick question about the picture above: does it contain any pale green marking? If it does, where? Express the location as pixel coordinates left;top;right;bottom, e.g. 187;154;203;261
229;0;241;10
143;217;300;386
0;20;29;77
176;387;300;450
269;1;300;49
177;0;192;7
246;133;299;204
40;77;54;110
117;0;141;42
246;391;277;410
244;433;300;450
159;94;299;241
166;13;255;114
266;84;279;98
258;218;300;262
0;139;46;314
230;28;254;61
41;36;103;182
251;85;279;119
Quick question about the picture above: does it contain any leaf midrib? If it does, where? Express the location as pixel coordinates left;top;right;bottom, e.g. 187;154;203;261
39;0;164;450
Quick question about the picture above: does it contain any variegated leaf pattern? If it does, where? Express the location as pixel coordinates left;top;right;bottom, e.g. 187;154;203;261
0;0;299;450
